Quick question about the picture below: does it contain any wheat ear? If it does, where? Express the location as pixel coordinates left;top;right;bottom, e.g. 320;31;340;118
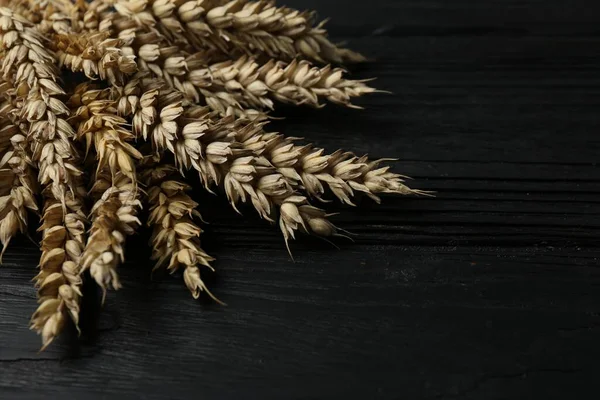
67;84;142;295
53;31;137;85
113;0;364;64
52;2;373;117
0;8;88;348
0;115;38;261
150;100;349;254
107;76;340;252
139;100;426;205
140;157;222;302
79;171;140;297
186;55;377;115
233;125;432;204
118;35;374;116
32;189;87;350
0;107;38;256
110;75;420;248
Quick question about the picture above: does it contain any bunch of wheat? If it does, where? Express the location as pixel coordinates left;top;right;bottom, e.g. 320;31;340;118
0;0;427;350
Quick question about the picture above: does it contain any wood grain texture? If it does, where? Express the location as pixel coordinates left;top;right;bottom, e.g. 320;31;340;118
1;1;600;398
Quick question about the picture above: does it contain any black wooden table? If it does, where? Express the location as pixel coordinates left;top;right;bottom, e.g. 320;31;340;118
1;1;599;398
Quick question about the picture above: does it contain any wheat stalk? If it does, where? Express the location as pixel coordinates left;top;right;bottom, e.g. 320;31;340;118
80;171;140;297
234;126;433;204
31;188;86;350
107;76;341;251
0;1;427;350
140;157;222;301
115;30;374;116
0;7;88;348
0;108;37;262
187;55;377;115
51;1;372;117
54;31;137;85
109;76;420;249
67;84;142;294
203;0;367;64
0;107;38;256
117;81;424;206
113;0;364;64
113;0;244;55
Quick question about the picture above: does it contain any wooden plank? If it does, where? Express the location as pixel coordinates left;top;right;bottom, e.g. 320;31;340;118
1;243;599;398
286;0;600;36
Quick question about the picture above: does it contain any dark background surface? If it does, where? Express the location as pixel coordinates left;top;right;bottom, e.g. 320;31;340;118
1;1;600;398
